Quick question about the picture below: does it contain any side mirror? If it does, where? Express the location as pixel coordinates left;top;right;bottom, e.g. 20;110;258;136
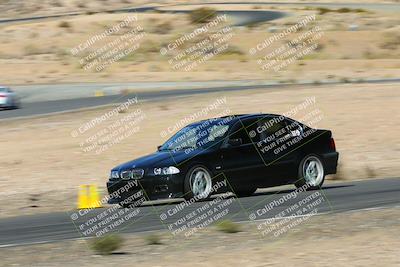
157;145;162;151
228;138;242;147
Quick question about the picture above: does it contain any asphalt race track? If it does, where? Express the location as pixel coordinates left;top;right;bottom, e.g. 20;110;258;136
0;83;277;120
2;78;400;120
0;83;305;120
0;177;399;247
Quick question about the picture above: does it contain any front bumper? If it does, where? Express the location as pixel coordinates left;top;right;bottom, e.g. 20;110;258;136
106;174;184;204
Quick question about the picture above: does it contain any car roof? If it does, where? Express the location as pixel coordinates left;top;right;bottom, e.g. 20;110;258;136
190;113;284;127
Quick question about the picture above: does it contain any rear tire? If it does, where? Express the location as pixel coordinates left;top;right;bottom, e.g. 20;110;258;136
295;154;325;190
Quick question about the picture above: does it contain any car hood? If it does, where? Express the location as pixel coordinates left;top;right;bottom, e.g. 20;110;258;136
112;150;198;171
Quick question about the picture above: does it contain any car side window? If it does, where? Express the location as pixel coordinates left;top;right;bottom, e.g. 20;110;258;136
284;119;303;137
207;125;229;142
261;117;287;136
229;118;259;145
256;116;292;145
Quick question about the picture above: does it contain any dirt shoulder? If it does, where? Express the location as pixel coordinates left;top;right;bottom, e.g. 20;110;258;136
0;83;399;218
1;206;399;267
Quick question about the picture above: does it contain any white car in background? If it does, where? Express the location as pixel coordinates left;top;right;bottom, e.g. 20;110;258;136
0;86;20;110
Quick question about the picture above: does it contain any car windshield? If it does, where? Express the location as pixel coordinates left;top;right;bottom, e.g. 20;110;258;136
159;118;233;152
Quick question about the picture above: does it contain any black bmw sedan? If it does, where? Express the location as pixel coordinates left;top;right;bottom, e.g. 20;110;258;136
107;114;338;206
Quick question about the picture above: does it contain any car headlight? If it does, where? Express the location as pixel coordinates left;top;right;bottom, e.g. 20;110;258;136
153;166;180;175
110;170;119;179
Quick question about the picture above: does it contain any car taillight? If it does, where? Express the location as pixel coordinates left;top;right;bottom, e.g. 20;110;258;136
329;138;336;151
0;94;6;98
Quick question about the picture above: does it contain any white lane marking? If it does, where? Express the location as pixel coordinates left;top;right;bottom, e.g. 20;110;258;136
0;240;54;248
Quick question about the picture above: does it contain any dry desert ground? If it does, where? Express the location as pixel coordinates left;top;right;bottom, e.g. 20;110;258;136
0;3;399;85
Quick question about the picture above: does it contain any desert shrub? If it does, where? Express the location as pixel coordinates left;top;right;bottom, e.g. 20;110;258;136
365;165;376;178
153;21;173;34
29;32;39;38
0;52;10;59
246;22;262;30
58;21;71;28
380;32;400;50
314;43;325;52
90;234;123;255
216;220;241;233
55;48;69;59
328;39;338;45
340;77;351;83
337;7;366;13
24;44;43;56
316;7;365;15
52;1;63;7
145;234;162;245
189;7;217;24
354;8;367;13
76;1;86;8
317;7;333;15
337;8;352;13
221;45;244;55
363;50;375;59
140;40;161;53
313;80;322;85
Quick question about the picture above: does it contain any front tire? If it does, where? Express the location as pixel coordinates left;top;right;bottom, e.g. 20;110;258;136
13;102;20;109
295;154;325;190
183;165;213;201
